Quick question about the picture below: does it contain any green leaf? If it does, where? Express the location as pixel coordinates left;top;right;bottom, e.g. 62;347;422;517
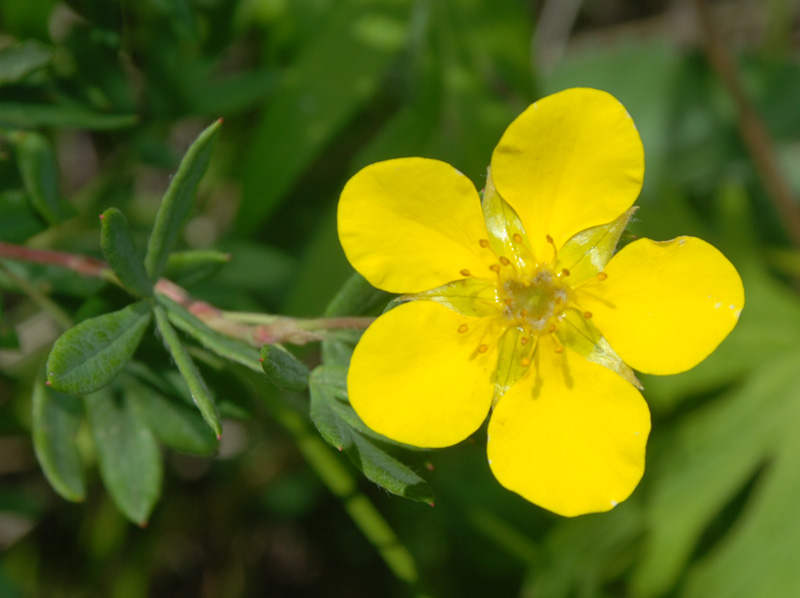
236;0;412;233
164;250;231;286
144;119;222;280
260;344;309;393
155;294;261;372
309;366;433;503
14;131;69;225
100;208;153;297
0;40;52;85
127;377;217;456
324;272;390;317
0;189;45;242
46;301;153;394
0;103;137;130
84;387;162;525
153;304;221;438
31;377;86;502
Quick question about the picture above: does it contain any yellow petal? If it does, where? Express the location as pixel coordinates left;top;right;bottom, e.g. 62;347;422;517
348;301;502;448
576;236;744;375
338;158;494;294
487;336;650;517
491;88;644;260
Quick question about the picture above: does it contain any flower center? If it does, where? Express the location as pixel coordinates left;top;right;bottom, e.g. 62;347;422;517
502;266;569;332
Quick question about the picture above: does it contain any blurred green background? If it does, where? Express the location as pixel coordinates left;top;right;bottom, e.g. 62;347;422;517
2;0;800;596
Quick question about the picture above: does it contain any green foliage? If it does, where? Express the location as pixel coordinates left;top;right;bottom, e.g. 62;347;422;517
3;1;800;596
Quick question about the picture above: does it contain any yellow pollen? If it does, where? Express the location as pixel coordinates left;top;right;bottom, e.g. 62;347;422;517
597;272;608;281
458;324;469;333
584;311;593;319
460;268;471;277
479;239;490;248
521;357;531;367
513;233;523;243
478;344;489;354
561;268;570;276
499;256;510;266
490;264;501;273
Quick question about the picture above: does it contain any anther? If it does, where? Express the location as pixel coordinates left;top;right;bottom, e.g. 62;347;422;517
521;337;529;346
554;345;564;354
458;324;469;333
545;234;558;259
547;324;556;334
520;309;528;318
460;268;471;277
521;357;531;367
596;272;608;281
504;298;513;305
561;268;570;277
478;344;489;354
490;264;501;273
584;311;593;319
499;256;510;266
513;233;523;244
546;234;554;244
479;239;490;248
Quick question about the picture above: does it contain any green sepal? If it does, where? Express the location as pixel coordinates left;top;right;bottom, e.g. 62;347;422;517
406;278;502;318
84;386;162;526
555;207;637;285
260;344;310;393
308;366;434;503
482;168;534;269
493;325;537;405
46;301;153;394
153;305;222;438
100;208;153;297
144;119;222;281
556;307;641;389
32;375;86;502
324;271;390;317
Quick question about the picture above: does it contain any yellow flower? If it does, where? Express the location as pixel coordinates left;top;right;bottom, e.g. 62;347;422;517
337;88;744;517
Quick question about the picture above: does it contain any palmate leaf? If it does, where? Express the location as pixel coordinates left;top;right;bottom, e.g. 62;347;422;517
309;366;433;504
84;386;162;526
46;301;152;394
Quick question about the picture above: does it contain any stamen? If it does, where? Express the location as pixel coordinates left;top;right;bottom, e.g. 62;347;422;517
596;272;608;281
584;311;593;319
547;324;556;334
478;344;489;354
513;233;523;244
545;234;557;260
479;239;490;248
460;268;471;277
520;357;531;367
490;264;501;273
504;298;513;306
458;324;469;333
520;337;529;345
520;309;528;318
561;268;570;277
499;256;510;266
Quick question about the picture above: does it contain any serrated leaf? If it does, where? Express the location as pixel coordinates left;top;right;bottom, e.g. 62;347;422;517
127;377;217;456
100;208;153;297
14;131;67;225
0;103;137;130
260;344;309;393
309;367;433;503
144;119;222;280
47;301;152;394
31;377;86;502
153;305;221;437
156;294;261;372
84;387;162;525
